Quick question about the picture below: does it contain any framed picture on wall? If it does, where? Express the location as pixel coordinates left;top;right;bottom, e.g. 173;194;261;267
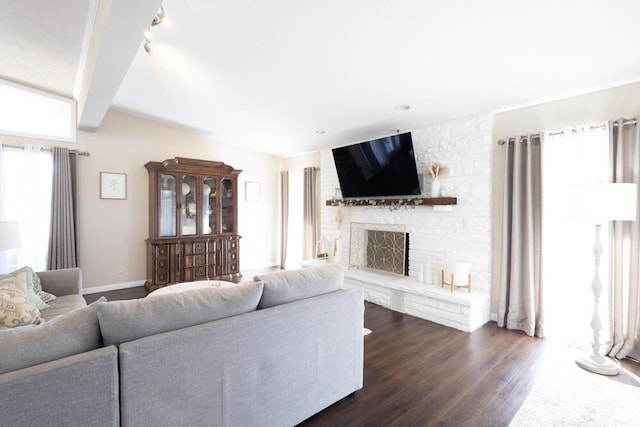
245;181;260;202
100;172;127;199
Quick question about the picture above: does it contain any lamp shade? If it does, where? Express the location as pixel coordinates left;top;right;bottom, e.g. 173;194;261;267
0;221;22;250
569;183;637;221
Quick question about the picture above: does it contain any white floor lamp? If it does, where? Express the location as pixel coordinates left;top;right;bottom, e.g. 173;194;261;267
0;221;22;274
0;221;21;251
568;183;637;376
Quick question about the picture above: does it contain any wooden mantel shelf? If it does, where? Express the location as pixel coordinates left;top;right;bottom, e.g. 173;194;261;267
325;197;457;207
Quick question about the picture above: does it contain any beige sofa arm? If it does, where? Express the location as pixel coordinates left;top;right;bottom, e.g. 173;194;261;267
36;268;83;296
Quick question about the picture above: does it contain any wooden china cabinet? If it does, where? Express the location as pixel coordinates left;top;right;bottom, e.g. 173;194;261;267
144;157;242;292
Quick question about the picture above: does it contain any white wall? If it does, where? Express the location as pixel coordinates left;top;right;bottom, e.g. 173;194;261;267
80;110;282;289
2;109;281;290
321;114;493;295
280;151;320;171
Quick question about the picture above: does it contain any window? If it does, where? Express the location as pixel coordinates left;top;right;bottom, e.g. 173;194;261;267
284;169;304;268
542;125;609;344
0;145;53;271
0;79;76;142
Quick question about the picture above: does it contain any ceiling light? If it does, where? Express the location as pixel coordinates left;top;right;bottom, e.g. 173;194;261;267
395;104;411;112
151;6;165;26
143;4;166;55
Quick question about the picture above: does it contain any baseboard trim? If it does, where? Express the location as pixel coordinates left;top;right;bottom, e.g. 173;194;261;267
82;280;146;295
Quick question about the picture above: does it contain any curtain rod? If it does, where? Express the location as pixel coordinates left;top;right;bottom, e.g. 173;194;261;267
496;134;541;146
496;119;638;146
1;144;90;156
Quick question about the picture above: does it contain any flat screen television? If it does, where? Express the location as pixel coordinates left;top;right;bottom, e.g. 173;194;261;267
332;132;421;198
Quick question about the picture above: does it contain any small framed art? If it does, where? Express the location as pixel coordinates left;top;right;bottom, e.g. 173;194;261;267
245;181;260;202
100;172;127;200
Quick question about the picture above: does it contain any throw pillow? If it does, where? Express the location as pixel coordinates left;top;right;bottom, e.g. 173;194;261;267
32;271;57;303
97;281;264;346
0;266;49;310
254;263;344;309
0;297;106;374
0;278;42;330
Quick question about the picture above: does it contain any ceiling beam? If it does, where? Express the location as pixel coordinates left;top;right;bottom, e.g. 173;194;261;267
77;0;162;131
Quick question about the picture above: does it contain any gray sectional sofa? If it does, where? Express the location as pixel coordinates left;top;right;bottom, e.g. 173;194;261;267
0;264;365;427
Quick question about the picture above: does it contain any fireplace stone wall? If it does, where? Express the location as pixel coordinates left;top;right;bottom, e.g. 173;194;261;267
320;114;493;312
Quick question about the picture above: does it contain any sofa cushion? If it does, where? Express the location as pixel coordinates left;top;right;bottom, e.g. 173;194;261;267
40;294;88;321
31;271;57;303
255;263;344;309
0;278;42;330
97;281;264;346
0;297;105;374
0;266;49;310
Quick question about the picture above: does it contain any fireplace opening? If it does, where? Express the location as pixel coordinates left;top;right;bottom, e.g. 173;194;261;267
349;222;409;276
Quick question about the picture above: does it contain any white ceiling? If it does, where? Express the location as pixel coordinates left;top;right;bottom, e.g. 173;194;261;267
2;0;640;157
0;0;90;97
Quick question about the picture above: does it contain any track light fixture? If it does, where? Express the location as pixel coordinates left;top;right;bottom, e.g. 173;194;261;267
151;6;165;26
143;5;166;55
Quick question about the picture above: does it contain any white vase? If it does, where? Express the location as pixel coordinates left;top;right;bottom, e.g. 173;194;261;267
430;178;441;197
424;259;432;284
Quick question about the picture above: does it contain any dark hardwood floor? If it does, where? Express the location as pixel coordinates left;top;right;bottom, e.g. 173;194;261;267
303;305;640;427
84;282;640;427
84;286;147;303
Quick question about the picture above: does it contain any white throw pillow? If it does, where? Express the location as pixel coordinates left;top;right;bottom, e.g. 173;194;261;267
0;276;42;330
0;266;49;310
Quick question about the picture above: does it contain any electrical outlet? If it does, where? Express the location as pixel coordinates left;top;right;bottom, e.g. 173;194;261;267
116;265;124;274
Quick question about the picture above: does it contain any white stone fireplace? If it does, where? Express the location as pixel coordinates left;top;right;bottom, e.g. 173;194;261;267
319;114;494;332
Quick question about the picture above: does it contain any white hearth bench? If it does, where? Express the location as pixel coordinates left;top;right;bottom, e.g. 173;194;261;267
343;268;490;332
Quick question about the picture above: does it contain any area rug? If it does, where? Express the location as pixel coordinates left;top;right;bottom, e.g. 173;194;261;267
510;345;640;426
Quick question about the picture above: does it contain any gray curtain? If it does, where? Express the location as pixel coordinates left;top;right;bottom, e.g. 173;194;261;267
280;170;289;269
48;147;77;269
303;167;319;260
608;117;640;360
498;134;544;337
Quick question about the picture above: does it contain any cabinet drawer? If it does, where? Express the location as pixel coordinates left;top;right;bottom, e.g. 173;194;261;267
193;242;207;254
183;254;209;268
155;245;170;257
228;262;239;274
183;242;209;255
194;266;207;279
155;258;169;270
182;267;208;282
155;271;169;284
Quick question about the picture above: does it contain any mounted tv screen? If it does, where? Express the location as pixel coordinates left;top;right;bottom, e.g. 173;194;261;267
332;132;421;198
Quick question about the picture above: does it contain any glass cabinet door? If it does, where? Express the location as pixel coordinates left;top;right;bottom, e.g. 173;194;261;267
202;177;217;235
181;175;198;236
221;178;235;233
159;174;177;237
